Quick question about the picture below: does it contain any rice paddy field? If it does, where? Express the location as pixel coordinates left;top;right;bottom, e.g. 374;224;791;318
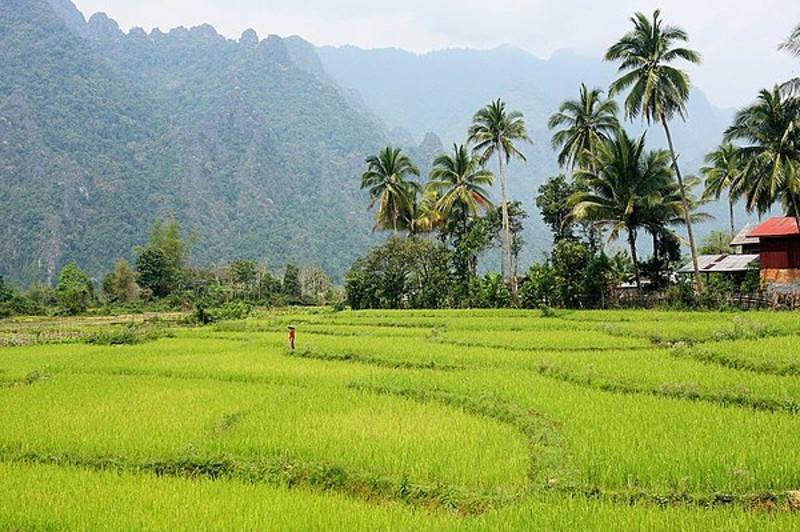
1;309;799;530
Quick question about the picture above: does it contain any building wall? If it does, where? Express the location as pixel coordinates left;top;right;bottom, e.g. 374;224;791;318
761;268;800;294
760;237;800;269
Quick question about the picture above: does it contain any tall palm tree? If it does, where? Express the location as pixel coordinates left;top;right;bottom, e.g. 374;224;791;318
571;129;674;293
643;175;711;259
701;143;745;236
724;86;800;230
548;83;620;172
429;144;495;236
605;9;703;288
360;147;421;233
779;22;800;95
468;98;531;289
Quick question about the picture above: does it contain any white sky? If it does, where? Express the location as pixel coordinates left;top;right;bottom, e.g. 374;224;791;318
71;0;799;109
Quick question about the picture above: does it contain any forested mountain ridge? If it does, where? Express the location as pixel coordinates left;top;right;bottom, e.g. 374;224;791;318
1;0;385;286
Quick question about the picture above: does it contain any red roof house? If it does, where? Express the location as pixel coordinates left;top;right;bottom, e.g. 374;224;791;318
748;217;800;293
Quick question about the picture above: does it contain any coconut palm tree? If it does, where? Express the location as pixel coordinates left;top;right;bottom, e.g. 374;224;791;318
605;9;703;288
429;144;495;237
571;129;674;293
701;143;745;236
779;22;800;95
548;84;620;172
410;185;445;236
643;175;712;261
360;147;421;233
724;86;800;230
468;99;531;289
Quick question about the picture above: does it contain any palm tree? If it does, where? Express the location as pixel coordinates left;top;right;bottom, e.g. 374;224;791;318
548;83;620;172
571;129;674;293
360;147;421;233
701;143;745;236
724;86;800;230
410;185;445;237
605;9;703;289
429;144;495;237
643;175;711;260
779;23;800;95
468;98;531;289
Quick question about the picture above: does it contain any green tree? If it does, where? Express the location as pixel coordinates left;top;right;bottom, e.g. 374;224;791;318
551;239;594;309
537;175;583;244
724;86;800;229
468;98;532;290
429;143;494;237
605;9;703;287
699;230;734;255
162;218;188;275
0;275;13;303
230;259;258;287
149;219;165;250
345;237;454;310
572;130;674;293
483;201;529;282
56;263;94;314
135;247;171;298
102;259;139;304
519;262;559;308
548;83;619;172
283;264;302;303
701;143;745;236
300;266;333;305
361;147;421;232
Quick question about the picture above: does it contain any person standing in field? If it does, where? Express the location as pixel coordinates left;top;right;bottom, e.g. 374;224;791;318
288;326;296;350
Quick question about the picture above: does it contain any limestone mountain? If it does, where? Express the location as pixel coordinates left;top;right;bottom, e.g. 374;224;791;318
0;0;384;286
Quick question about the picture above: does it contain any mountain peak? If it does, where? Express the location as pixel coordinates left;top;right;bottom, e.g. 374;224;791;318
46;0;87;38
86;12;122;41
240;28;259;47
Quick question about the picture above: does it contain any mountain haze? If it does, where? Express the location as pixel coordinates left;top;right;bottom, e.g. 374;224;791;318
1;1;747;287
317;45;742;259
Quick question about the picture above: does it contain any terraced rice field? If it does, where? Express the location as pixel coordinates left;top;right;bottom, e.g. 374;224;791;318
1;309;799;530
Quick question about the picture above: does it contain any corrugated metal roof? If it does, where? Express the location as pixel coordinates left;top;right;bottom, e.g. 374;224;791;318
730;222;760;246
749;217;800;238
678;254;759;274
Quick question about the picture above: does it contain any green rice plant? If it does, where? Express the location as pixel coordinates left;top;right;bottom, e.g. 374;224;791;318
434;328;649;351
4;309;800;529
0;371;529;494
354;368;800;495
525;348;800;412
682;336;800;376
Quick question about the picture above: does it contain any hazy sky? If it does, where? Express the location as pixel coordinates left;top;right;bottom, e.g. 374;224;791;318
71;0;799;109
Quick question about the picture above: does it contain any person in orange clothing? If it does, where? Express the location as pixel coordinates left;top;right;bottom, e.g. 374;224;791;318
288;325;296;350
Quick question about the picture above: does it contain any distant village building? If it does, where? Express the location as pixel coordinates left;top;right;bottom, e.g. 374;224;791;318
729;222;760;255
679;217;800;295
749;217;800;294
677;253;759;281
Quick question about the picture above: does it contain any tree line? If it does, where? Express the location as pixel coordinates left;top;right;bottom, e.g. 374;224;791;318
346;11;800;310
0;218;337;318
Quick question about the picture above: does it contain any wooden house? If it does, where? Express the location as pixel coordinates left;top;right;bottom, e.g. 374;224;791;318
749;217;800;294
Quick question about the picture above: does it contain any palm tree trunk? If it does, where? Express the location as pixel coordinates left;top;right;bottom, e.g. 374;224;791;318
729;200;735;238
652;231;659;262
496;149;512;288
661;115;702;292
628;230;642;296
793;196;800;233
588;158;606;253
